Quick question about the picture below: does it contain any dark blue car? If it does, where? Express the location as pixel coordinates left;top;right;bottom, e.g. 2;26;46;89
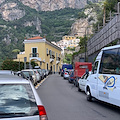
68;71;75;83
61;64;73;77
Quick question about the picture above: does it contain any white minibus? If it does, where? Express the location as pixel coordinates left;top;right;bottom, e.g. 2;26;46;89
85;45;120;107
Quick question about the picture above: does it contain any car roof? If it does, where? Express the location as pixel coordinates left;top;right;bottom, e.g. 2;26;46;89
21;69;34;71
0;70;13;75
0;74;29;84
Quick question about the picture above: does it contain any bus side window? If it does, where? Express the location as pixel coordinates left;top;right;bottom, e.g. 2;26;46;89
92;61;99;74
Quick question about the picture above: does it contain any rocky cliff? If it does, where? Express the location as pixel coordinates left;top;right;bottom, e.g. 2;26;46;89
19;0;103;11
0;0;103;12
19;0;87;11
1;2;25;21
70;7;97;37
0;0;102;21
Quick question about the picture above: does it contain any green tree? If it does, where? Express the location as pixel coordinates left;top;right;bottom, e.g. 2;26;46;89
63;54;73;64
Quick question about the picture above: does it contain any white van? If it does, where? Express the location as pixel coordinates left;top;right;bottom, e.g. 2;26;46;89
85;45;120;107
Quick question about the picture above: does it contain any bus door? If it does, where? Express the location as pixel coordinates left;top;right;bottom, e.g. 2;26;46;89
98;48;120;106
89;61;99;98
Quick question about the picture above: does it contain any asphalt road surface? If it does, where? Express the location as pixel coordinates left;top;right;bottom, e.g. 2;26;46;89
37;74;120;120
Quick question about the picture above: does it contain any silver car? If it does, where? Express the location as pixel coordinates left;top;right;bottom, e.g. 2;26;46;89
0;73;48;120
33;69;41;82
21;69;37;85
37;69;44;80
63;70;70;79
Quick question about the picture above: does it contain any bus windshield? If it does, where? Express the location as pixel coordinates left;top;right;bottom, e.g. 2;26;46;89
99;48;120;75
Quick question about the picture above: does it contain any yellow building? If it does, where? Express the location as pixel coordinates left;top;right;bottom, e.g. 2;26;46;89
14;36;62;72
62;36;76;40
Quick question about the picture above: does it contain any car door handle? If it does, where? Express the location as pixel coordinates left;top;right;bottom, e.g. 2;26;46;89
94;77;97;79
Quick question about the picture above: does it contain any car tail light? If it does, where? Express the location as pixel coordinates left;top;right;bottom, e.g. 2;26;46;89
38;105;48;120
65;72;68;75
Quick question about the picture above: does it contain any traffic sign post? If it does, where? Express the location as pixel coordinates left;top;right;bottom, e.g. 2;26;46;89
24;57;27;69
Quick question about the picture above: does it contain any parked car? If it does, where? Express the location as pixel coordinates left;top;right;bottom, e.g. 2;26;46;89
33;69;41;82
68;70;75;83
63;70;69;79
21;69;37;85
73;62;92;87
45;69;49;76
41;69;47;78
0;70;14;75
61;64;73;77
37;69;44;80
0;73;48;120
78;72;90;92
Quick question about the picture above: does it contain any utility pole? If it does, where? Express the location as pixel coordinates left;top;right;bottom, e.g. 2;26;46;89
84;28;87;62
103;6;106;26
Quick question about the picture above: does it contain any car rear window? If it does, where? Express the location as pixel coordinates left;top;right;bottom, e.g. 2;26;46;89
0;84;39;118
62;65;73;69
29;71;34;75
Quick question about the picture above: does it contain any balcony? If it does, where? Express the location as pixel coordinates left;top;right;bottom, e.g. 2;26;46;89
52;54;55;59
50;56;54;63
56;57;61;64
29;53;41;61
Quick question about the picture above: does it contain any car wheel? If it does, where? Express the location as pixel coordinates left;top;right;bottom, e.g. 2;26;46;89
86;88;92;102
68;78;71;83
75;81;78;87
68;78;70;82
78;85;81;92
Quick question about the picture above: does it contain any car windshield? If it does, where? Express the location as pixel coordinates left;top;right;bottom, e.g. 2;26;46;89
37;69;42;74
0;84;38;118
42;69;46;72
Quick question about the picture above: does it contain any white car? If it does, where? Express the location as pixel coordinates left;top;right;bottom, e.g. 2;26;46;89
0;73;48;120
78;72;89;92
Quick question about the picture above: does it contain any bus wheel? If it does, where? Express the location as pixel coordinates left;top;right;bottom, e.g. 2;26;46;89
86;88;92;101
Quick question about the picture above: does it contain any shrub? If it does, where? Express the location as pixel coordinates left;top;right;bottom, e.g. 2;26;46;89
1;59;38;71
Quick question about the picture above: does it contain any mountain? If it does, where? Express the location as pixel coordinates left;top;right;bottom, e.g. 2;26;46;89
0;0;102;63
19;0;87;11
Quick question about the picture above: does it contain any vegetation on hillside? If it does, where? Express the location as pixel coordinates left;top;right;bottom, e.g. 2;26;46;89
39;8;83;41
92;0;118;32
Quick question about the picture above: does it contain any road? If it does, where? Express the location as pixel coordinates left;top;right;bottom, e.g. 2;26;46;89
37;74;120;120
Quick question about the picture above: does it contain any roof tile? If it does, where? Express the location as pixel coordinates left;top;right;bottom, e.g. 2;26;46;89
27;36;43;40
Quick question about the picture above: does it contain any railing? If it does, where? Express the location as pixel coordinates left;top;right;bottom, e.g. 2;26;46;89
56;57;61;61
29;53;39;57
50;55;55;59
